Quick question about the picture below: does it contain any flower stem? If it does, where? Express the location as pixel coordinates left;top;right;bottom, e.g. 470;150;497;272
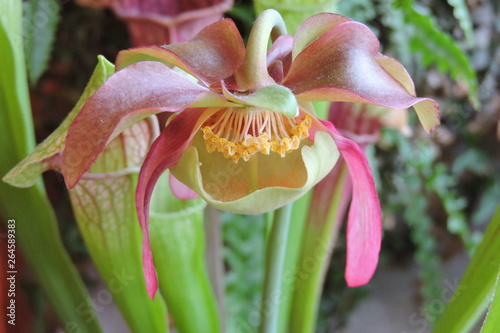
259;203;293;333
289;162;350;332
204;206;226;329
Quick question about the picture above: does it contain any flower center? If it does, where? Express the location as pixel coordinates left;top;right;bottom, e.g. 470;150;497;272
201;108;312;163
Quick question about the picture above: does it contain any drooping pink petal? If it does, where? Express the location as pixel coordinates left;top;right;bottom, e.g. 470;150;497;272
319;119;382;287
62;61;233;188
284;21;440;133
169;173;199;199
136;108;218;298
116;19;246;86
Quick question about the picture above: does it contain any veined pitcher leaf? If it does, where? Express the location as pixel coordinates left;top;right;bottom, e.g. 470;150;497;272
149;172;221;333
70;119;169;333
3;55;115;188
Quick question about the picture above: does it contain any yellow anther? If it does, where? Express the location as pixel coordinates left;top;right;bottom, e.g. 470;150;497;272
206;140;217;153
201;111;312;163
202;127;213;140
291;136;300;150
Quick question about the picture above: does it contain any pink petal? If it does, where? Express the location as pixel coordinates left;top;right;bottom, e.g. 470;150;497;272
169;173;200;199
319;119;382;287
142;234;157;299
116;19;246;85
136;108;217;298
268;60;284;84
284;21;440;133
292;13;351;59
267;34;293;66
266;35;293;82
62;61;229;188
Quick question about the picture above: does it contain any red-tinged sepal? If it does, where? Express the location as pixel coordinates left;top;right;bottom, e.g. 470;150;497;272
116;19;246;86
284;20;440;133
62;61;234;188
319;119;382;287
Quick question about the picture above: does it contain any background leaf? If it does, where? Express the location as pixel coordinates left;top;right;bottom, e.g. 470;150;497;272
222;212;266;333
23;0;60;85
395;0;479;107
447;0;474;46
432;205;500;333
480;272;500;333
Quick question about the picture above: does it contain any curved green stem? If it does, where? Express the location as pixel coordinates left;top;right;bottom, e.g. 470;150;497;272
259;203;293;333
204;206;225;329
234;9;287;90
254;0;340;34
289;162;350;332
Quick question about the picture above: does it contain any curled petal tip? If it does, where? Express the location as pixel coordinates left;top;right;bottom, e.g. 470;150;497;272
345;260;378;287
142;238;158;299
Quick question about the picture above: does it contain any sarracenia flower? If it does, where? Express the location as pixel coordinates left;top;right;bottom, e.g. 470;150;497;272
56;10;439;298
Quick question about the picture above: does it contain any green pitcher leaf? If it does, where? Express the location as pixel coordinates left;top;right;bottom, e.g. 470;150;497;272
3;55;115;187
68;117;168;333
0;1;102;331
149;172;221;333
432;206;500;333
23;0;60;85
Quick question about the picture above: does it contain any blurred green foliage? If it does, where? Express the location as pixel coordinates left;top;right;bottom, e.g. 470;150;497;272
222;212;266;332
23;0;61;85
